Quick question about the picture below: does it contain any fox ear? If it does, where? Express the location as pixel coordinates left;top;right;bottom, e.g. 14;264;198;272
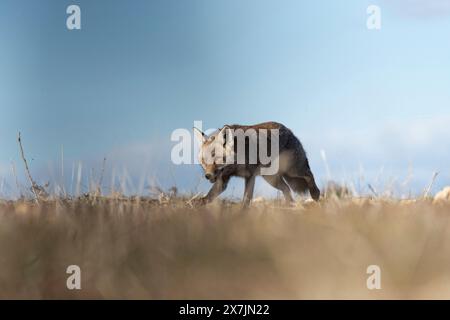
193;127;206;144
218;125;233;148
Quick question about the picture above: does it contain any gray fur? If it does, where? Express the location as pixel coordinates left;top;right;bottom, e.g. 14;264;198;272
195;121;320;206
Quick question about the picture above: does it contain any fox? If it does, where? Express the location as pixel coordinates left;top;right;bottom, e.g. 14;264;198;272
193;121;320;206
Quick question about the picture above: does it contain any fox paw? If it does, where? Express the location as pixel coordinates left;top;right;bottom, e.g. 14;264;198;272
190;196;209;207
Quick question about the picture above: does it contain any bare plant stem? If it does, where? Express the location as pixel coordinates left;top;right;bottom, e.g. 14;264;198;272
97;157;107;195
423;171;439;198
61;145;67;197
368;184;378;198
17;132;39;203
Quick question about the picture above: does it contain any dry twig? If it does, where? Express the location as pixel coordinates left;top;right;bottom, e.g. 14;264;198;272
17;132;48;202
423;171;439;198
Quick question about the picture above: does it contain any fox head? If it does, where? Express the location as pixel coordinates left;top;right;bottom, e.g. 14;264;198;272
194;126;234;183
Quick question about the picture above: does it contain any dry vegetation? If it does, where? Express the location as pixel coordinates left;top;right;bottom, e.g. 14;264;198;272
1;134;449;299
0;195;450;299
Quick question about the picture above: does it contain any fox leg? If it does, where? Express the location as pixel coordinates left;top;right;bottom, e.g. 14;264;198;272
199;176;230;204
242;175;256;207
284;176;308;193
286;168;320;201
262;175;294;203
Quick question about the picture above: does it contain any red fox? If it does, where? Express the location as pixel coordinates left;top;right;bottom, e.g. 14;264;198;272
193;122;320;206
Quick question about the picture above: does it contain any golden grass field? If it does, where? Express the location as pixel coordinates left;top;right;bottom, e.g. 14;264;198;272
1;195;450;299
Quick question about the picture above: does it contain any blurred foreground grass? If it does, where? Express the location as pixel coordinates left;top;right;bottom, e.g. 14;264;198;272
0;197;450;299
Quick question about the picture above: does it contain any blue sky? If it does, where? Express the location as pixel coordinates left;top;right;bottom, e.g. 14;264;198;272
0;0;449;198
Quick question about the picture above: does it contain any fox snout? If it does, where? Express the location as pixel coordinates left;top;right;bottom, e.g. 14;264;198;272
204;172;217;183
204;167;222;183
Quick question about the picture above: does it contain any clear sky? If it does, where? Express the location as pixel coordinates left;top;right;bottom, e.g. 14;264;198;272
0;0;449;198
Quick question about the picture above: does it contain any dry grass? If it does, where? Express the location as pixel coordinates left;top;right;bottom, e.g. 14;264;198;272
0;196;450;299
